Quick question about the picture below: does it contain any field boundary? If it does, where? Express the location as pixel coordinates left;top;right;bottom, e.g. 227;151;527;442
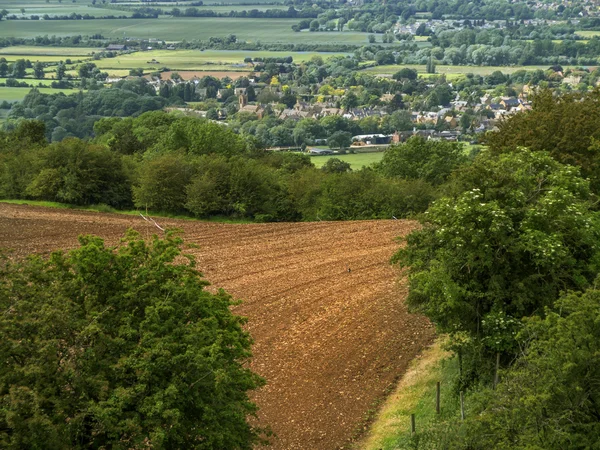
359;336;450;450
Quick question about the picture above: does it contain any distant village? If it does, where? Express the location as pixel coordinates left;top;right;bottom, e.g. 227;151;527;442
106;67;538;147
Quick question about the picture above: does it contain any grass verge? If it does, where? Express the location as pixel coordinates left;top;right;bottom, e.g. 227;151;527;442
360;337;460;450
0;199;253;223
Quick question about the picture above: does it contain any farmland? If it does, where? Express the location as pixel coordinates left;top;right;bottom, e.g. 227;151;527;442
0;46;101;57
0;4;133;17
311;151;385;169
0;202;434;450
0;17;372;44
93;49;350;71
0;86;80;101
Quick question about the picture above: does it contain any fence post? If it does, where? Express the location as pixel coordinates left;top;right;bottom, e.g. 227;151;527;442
460;391;465;420
411;413;416;435
436;381;441;414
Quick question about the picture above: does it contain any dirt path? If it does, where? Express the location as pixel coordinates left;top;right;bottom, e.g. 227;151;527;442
0;203;434;449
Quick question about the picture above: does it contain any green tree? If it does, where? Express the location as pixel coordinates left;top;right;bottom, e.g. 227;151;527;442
133;152;193;213
381;110;412;133
321;157;351;174
12;59;26;78
394;149;600;338
392;68;418;81
78;62;96;79
33;62;44;79
327;131;352;149
375;136;467;185
427;287;600;449
55;62;65;80
426;55;436;74
341;92;359;111
25;138;132;208
0;230;267;449
484;88;600;193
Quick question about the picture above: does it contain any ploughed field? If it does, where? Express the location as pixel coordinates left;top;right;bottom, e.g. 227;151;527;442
0;203;434;449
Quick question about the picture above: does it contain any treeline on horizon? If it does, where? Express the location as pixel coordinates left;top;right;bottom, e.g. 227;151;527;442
0;111;468;222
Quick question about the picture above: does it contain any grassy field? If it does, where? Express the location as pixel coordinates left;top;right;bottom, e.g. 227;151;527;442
0;55;90;64
0;87;81;101
0;17;372;44
1;5;133;17
0;46;101;56
93;49;349;72
363;64;572;77
0;78;58;86
159;4;288;12
361;339;458;450
310;151;384;169
575;30;600;38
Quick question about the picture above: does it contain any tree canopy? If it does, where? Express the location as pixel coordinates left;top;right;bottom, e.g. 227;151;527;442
484;89;600;193
0;231;267;449
394;149;600;337
375;136;468;185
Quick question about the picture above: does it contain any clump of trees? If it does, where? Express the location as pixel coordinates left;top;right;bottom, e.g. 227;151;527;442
393;88;600;448
0;230;268;448
1;115;461;222
484;88;600;192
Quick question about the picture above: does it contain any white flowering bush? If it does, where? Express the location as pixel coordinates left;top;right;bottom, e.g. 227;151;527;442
394;149;600;337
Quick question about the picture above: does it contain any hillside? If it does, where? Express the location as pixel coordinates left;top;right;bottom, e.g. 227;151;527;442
0;203;434;449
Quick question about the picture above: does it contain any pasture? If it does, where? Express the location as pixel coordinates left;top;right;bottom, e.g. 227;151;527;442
0;5;133;17
0;202;433;450
0;46;101;57
92;49;350;72
0;17;372;44
575;30;600;38
0;78;57;86
161;4;288;12
0;86;80;101
311;151;385;169
363;64;571;77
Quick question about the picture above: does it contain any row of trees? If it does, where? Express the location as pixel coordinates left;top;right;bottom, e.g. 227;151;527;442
393;89;600;448
0;113;470;222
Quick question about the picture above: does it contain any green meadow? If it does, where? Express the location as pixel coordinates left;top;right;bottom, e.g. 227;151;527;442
0;46;101;57
310;151;385;170
0;86;82;101
0;17;372;44
0;5;133;17
0;78;57;86
575;30;600;38
93;49;350;71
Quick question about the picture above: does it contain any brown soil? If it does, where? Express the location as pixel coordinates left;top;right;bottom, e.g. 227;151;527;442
0;203;434;450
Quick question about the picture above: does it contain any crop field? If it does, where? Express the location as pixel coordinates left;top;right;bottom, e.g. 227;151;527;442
0;86;80;101
311;151;385;169
93;49;350;72
160;4;288;12
575;30;600;38
0;17;372;44
0;4;133;17
0;46;101;57
0;202;434;450
363;64;575;77
113;0;284;4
